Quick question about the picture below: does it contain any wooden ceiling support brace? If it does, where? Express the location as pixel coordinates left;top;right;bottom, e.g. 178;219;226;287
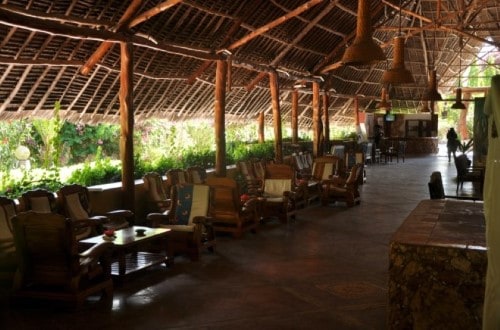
187;18;242;85
244;0;336;91
81;0;144;75
227;0;323;52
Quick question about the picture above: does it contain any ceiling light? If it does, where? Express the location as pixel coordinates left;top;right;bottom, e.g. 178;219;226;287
451;37;467;110
341;0;386;66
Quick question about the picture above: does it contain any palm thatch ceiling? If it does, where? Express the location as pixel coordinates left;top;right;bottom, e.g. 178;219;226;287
0;0;499;129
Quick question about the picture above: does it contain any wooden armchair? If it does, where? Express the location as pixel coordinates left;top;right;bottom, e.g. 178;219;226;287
19;188;58;213
236;160;263;195
206;177;259;238
58;184;133;239
147;183;215;261
454;154;484;192
321;163;363;207
0;196;17;282
302;156;342;204
11;211;113;309
186;166;207;184
143;172;171;213
261;164;307;223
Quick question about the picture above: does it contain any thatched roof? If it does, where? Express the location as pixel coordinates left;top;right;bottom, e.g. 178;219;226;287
0;0;498;129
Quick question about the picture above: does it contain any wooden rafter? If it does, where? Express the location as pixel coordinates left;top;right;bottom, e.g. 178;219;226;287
81;0;185;75
187;18;243;84
80;0;144;75
226;0;324;51
128;0;183;27
0;7;217;60
244;0;338;91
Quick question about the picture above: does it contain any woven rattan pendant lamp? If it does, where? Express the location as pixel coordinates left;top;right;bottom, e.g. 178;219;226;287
422;69;442;101
376;87;391;110
382;1;414;84
451;37;466;109
341;0;385;66
422;31;442;101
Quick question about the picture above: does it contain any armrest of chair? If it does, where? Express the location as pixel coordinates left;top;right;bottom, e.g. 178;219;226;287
73;218;100;235
147;211;170;227
322;176;345;187
241;198;258;213
79;241;114;278
79;241;113;262
105;209;134;219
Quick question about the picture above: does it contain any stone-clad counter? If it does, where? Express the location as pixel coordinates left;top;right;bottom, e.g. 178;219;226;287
388;199;486;329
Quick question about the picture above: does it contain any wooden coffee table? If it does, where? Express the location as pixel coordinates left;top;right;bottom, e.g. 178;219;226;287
79;226;171;282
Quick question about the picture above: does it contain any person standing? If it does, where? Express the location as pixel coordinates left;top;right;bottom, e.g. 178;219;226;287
446;127;459;162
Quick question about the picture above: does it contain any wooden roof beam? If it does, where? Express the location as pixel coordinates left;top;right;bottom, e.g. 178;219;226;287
226;0;324;51
244;0;337;91
129;0;183;27
81;0;184;75
0;7;217;60
81;0;144;75
187;18;243;84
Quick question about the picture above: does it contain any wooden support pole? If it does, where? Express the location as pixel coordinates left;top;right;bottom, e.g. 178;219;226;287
258;111;265;143
269;71;283;163
312;81;321;157
323;90;330;153
214;60;227;177
291;89;299;145
119;42;135;213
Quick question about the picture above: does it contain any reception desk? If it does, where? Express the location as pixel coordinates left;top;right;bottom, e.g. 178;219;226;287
388;199;486;329
383;137;439;155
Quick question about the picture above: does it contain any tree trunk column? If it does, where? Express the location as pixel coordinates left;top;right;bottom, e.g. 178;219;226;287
269;71;283;163
323;91;330;154
258;111;265;143
312;81;321;157
291;89;299;145
119;42;135;214
214;60;227;177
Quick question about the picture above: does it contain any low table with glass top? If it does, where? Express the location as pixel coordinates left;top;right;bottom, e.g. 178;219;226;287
79;226;171;282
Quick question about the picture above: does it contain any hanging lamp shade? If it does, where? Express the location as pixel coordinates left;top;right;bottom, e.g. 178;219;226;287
420;100;430;113
451;88;467;109
376;87;391;110
341;0;386;66
382;36;414;84
422;69;442;101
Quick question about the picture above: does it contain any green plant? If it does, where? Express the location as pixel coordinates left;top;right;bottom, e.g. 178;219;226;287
67;147;121;186
1;167;63;198
32;101;64;169
458;139;473;154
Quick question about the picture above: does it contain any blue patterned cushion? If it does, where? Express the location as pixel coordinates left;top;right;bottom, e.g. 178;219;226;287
174;184;194;225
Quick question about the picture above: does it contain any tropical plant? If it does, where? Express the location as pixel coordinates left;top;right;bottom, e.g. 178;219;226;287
32;101;65;168
458;139;473;155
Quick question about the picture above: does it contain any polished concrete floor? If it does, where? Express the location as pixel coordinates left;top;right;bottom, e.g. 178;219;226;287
0;150;482;329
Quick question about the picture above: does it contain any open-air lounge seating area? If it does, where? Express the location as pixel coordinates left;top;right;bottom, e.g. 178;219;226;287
1;150;490;328
0;0;499;328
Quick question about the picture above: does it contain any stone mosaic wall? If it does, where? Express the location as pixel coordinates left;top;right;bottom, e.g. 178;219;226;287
388;242;487;329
